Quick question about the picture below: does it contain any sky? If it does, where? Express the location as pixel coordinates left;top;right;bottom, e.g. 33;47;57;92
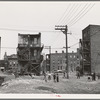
0;1;100;59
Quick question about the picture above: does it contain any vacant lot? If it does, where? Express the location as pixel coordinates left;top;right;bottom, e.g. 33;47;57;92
0;72;100;94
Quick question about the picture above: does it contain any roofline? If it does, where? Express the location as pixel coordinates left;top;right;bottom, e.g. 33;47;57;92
82;24;100;31
18;33;41;36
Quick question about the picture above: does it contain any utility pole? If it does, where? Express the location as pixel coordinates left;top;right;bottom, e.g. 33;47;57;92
55;25;70;79
45;46;51;73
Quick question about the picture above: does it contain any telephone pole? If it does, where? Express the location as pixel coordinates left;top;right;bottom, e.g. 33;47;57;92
45;46;51;73
55;25;69;79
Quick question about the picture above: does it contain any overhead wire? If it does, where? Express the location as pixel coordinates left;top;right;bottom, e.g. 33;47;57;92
0;27;62;33
50;32;62;46
63;3;82;25
60;3;79;25
68;3;95;27
53;3;73;46
1;3;93;52
56;3;71;25
0;42;79;50
54;3;91;49
69;42;79;48
66;3;89;25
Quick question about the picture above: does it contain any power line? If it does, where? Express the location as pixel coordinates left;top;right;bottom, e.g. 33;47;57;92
56;3;71;24
69;42;79;48
1;47;17;49
69;3;95;27
50;33;62;46
60;3;79;25
0;41;79;50
63;3;82;25
0;27;62;33
70;34;79;41
68;3;91;26
66;3;88;25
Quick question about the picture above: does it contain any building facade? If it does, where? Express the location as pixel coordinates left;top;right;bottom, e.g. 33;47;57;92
0;60;5;72
4;52;18;73
80;25;100;75
17;33;43;75
46;51;78;73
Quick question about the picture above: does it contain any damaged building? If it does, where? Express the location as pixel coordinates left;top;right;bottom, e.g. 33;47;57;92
17;33;43;75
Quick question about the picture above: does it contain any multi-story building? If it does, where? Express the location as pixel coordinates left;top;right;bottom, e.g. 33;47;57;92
17;33;43;75
4;52;18;73
80;25;100;75
0;60;5;72
46;50;78;73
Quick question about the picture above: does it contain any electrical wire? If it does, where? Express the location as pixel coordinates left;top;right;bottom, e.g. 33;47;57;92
60;3;79;25
0;27;61;33
69;42;79;48
63;3;83;25
50;33;62;46
69;3;95;27
0;41;79;50
56;3;71;25
1;47;17;49
66;3;89;26
66;3;88;25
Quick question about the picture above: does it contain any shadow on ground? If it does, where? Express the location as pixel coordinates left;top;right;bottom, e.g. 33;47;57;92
36;86;57;93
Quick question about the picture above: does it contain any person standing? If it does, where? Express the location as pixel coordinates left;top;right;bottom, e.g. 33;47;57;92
44;73;47;82
43;73;47;82
53;73;56;82
57;73;59;82
76;71;80;79
92;72;96;81
48;74;51;81
63;72;65;78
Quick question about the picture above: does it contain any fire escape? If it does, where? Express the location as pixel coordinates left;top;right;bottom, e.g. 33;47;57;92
82;30;91;75
17;33;43;75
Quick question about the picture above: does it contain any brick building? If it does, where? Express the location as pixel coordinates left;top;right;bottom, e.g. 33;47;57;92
17;33;43;75
46;50;78;73
80;25;100;75
4;52;18;73
0;60;5;72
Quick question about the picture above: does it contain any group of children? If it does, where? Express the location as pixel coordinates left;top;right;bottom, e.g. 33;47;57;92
43;72;59;82
53;73;59;82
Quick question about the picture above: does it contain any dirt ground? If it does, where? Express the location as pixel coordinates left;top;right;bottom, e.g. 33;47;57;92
0;72;100;94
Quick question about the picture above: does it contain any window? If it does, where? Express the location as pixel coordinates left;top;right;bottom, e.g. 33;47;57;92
34;38;38;44
34;50;37;56
53;60;55;63
84;33;86;38
58;66;59;70
61;66;62;70
58;60;59;64
60;60;62;64
73;55;75;58
23;37;28;44
53;60;55;64
70;55;72;58
13;62;15;66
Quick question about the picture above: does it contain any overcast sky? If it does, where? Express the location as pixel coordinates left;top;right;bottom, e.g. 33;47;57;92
0;1;100;59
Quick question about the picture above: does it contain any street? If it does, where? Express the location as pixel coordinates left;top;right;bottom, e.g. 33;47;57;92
0;72;100;94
